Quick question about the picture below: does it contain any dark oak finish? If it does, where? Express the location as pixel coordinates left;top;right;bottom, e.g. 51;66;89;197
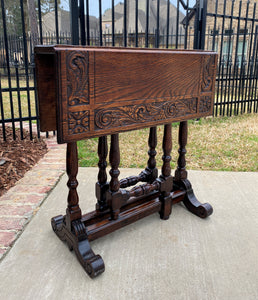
175;121;188;181
147;127;158;182
34;53;56;132
35;45;217;144
35;45;217;278
161;124;172;178
96;136;108;212
66;142;81;229
108;134;121;220
159;124;173;220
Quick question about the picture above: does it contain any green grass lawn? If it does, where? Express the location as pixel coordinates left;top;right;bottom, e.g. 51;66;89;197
78;114;258;172
1;78;257;172
0;78;36;119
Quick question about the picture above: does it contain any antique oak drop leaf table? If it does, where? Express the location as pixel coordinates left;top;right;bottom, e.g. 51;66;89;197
35;45;217;278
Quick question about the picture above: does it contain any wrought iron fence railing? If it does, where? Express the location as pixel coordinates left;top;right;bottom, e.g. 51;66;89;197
0;0;257;141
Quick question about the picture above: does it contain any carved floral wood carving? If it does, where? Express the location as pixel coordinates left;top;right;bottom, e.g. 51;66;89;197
35;46;217;142
67;51;89;106
35;46;216;278
199;96;212;113
68;111;89;134
94;98;198;130
201;55;216;93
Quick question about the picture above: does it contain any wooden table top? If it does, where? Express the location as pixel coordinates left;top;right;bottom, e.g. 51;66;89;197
35;46;217;143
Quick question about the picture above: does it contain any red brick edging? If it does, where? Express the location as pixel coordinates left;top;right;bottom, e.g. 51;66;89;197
0;133;66;260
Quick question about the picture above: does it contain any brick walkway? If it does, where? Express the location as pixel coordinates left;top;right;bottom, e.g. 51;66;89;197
0;129;66;260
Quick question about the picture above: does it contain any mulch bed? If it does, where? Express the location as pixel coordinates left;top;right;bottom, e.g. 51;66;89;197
0;126;48;197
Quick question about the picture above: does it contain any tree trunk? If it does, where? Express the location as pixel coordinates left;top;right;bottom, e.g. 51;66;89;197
26;0;39;48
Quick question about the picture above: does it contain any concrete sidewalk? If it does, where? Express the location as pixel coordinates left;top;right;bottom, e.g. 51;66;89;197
0;168;257;300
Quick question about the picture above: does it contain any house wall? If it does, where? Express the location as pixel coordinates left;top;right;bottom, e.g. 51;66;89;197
187;0;258;60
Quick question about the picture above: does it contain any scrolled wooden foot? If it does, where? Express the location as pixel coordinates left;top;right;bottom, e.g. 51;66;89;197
85;254;105;278
74;238;105;278
177;179;213;219
51;216;105;278
51;215;67;241
51;215;64;231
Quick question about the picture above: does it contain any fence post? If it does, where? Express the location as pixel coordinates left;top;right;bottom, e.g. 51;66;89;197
193;0;207;120
70;0;79;45
194;0;207;50
79;0;86;45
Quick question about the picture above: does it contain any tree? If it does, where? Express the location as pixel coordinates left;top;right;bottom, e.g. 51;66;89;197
27;0;38;47
0;0;23;35
0;0;61;37
40;0;61;15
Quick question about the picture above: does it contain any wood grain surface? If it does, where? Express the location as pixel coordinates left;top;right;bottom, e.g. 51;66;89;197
35;46;217;143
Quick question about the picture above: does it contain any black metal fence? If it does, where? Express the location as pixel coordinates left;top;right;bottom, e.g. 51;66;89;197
204;0;258;116
0;0;257;141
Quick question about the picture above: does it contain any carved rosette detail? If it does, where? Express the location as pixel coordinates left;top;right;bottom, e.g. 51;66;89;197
201;55;216;93
67;51;89;106
69;111;89;134
199;96;212;113
95;98;197;129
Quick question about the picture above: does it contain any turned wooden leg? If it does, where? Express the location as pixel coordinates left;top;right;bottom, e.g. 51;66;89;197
96;136;109;212
159;124;173;220
161;124;172;178
109;134;120;220
174;121;213;218
66;142;82;230
128;126;158;185
175;121;188;181
51;141;105;278
146;127;158;182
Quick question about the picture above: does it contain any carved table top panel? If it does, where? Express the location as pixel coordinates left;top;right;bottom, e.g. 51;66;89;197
35;46;217;143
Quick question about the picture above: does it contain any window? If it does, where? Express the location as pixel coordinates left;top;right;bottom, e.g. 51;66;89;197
239;29;248;35
213;41;218;52
237;40;248;66
225;29;233;36
222;40;233;63
210;29;219;36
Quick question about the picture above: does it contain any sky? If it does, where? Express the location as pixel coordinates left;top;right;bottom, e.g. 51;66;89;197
61;0;197;17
